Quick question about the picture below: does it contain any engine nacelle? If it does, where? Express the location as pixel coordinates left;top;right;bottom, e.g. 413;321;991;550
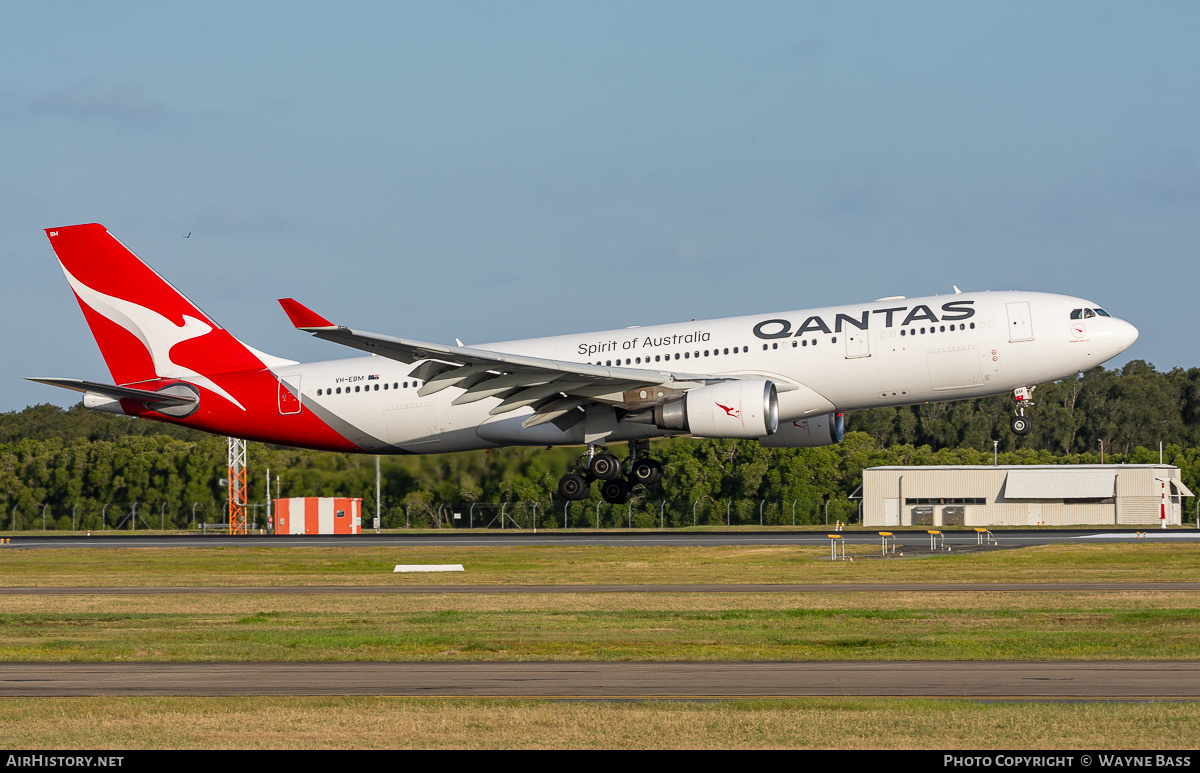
757;411;844;448
646;379;780;439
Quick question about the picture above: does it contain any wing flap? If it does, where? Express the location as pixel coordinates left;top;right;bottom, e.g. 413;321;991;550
453;372;565;405
522;396;590;429
489;381;590;416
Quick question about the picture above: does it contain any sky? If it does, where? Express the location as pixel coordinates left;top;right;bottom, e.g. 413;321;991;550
4;2;1198;413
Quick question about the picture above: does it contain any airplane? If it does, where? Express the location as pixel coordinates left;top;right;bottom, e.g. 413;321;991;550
31;223;1139;504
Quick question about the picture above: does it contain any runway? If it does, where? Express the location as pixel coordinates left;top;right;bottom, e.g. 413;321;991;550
7;529;1200;550
3;661;1197;699
6;582;1200;594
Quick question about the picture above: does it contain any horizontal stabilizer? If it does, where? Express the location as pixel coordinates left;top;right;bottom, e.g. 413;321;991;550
25;378;199;407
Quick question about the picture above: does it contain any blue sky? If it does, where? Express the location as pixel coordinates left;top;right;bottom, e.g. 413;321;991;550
4;2;1198;412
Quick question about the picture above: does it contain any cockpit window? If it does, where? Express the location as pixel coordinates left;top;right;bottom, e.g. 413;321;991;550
1070;309;1083;319
1083;308;1096;318
1094;308;1110;317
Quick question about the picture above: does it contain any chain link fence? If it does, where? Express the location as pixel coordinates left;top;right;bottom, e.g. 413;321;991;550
8;496;863;531
373;495;861;530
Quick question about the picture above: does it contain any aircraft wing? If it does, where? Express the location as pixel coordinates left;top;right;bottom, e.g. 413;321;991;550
278;298;740;429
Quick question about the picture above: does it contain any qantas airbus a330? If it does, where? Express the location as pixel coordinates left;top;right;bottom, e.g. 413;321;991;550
31;223;1139;504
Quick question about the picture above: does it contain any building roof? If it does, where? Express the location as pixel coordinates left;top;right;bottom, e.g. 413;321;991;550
866;464;1180;471
1003;469;1115;499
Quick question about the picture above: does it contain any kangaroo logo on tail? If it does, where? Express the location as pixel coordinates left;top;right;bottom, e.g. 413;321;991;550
59;265;245;409
45;224;276;411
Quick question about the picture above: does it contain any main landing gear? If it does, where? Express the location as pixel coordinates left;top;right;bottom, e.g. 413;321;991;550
1010;386;1034;436
557;440;663;504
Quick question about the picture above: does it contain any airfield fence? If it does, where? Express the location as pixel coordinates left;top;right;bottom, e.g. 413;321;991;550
8;497;863;531
377;495;861;530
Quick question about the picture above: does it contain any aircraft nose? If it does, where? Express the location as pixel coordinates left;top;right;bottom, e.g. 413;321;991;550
1114;318;1139;352
1095;318;1139;359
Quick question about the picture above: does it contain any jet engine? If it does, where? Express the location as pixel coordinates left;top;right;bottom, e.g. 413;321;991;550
757;411;844;447
627;379;779;439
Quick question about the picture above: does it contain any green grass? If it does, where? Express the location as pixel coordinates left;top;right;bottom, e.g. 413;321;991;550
1;542;1197;586
0;591;1197;662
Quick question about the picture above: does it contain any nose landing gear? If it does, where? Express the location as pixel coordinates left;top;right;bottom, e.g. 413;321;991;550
1010;386;1034;436
556;440;663;504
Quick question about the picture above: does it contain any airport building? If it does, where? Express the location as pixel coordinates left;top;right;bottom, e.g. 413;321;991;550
859;465;1193;528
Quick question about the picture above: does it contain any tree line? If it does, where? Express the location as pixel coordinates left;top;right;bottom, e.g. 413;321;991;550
3;361;1198;529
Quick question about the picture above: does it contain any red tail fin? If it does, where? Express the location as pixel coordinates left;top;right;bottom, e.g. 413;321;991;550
46;224;268;404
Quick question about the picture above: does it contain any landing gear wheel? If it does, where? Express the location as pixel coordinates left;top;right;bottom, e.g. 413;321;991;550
590;453;621;481
630;459;663;487
558;473;590;501
1010;415;1032;436
600;478;633;505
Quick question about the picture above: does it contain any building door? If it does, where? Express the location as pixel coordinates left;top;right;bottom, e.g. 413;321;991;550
883;498;899;526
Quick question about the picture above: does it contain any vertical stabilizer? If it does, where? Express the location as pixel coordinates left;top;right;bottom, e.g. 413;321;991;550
45;224;266;408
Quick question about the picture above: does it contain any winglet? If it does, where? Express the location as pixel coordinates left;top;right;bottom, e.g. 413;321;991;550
278;298;337;330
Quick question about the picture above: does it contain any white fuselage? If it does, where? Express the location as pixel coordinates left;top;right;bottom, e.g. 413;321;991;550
277;290;1138;453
